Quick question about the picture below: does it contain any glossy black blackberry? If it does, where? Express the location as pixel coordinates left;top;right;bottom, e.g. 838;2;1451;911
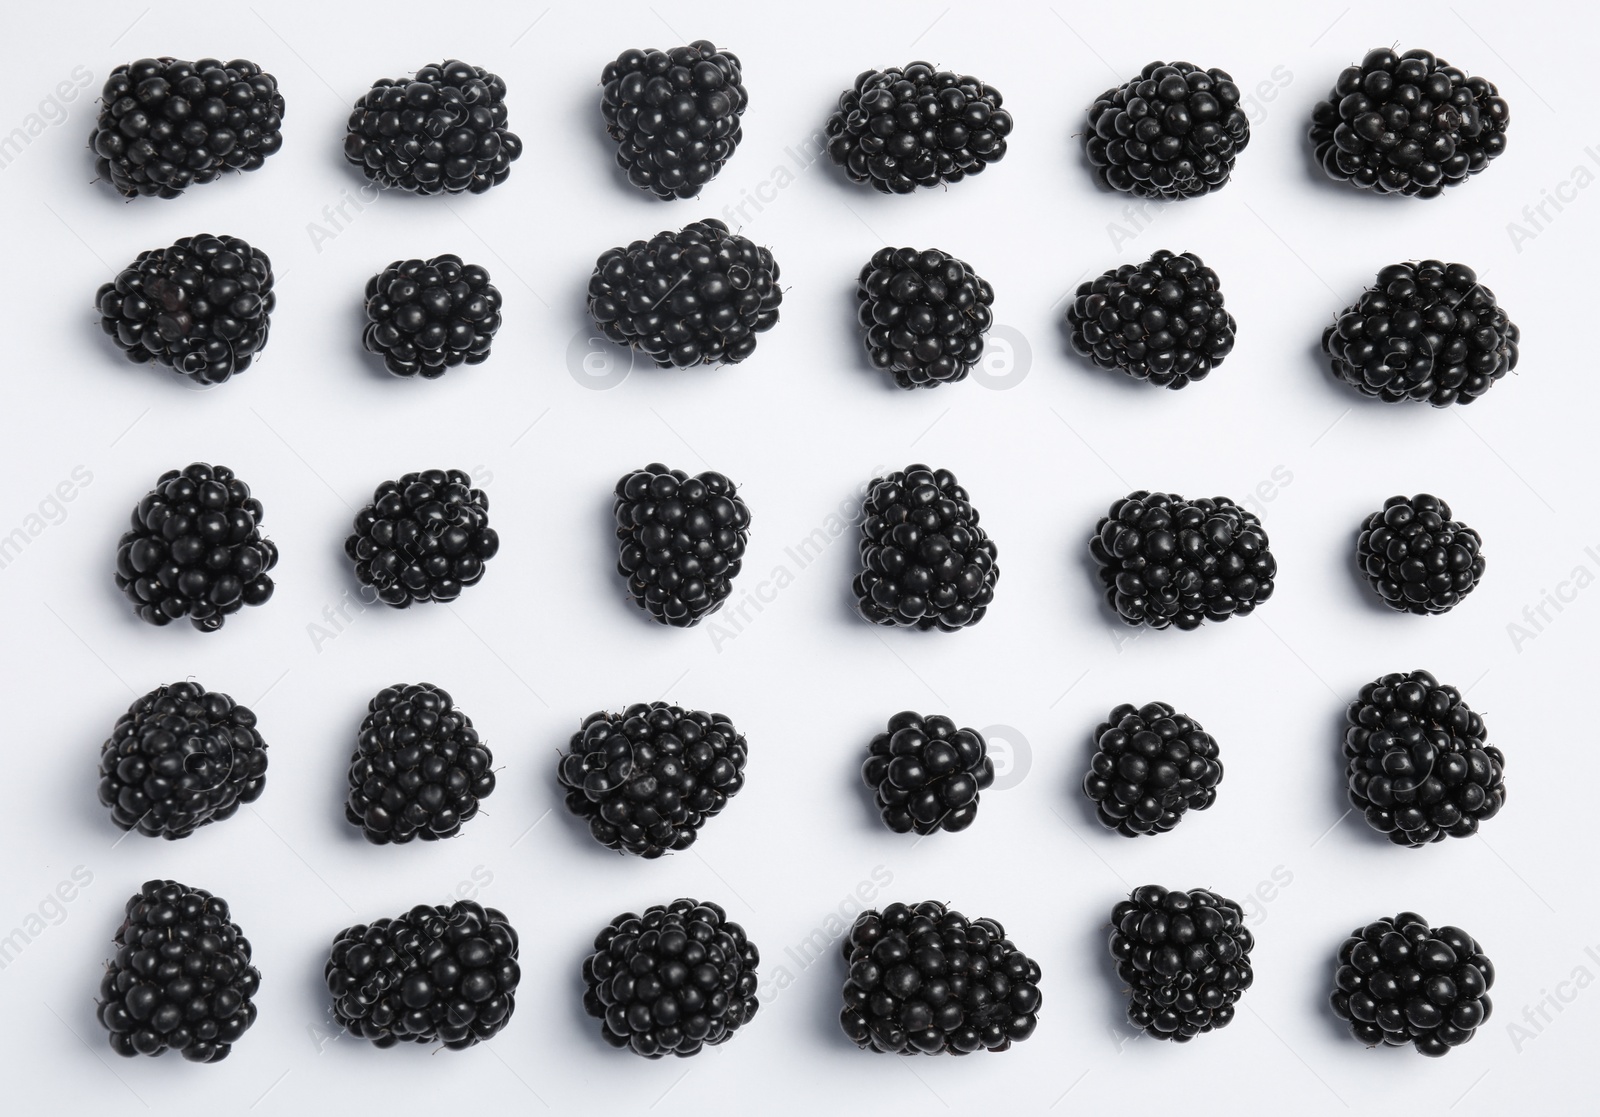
92;58;284;199
582;899;759;1057
1331;912;1494;1055
1091;491;1276;630
840;901;1042;1054
96;234;274;385
854;465;998;631
613;463;750;627
1357;494;1484;615
1322;261;1518;406
1084;703;1221;837
363;255;502;378
1110;885;1253;1042
326;901;520;1049
115;462;278;632
1310;48;1509;198
98;880;260;1062
345;469;498;607
1067;250;1234;389
856;247;994;389
862;713;994;834
588;219;782;368
1085;62;1249;199
601;41;747;200
99;682;267;839
344;60;521;195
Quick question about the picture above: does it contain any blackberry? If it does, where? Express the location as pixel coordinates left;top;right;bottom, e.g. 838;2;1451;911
840;901;1042;1054
98;682;267;840
581;899;759;1057
96;233;274;385
1344;671;1505;846
1109;885;1253;1042
343;60;521;195
92;58;285;199
1331;912;1494;1055
1084;62;1249;199
362;255;502;378
98;880;260;1062
587;218;782;368
862;713;994;834
1310;48;1509;198
1322;261;1518;406
345;469;498;607
856;247;994;389
1357;494;1484;615
326;901;520;1049
115;462;278;632
1083;703;1221;837
853;464;998;631
613;463;750;627
1067;250;1235;389
601;41;747;200
1091;491;1276;630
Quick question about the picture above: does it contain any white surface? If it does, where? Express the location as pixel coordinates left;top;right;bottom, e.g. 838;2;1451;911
0;2;1593;1113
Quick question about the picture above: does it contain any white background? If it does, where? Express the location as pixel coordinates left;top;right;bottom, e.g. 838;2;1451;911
0;1;1592;1113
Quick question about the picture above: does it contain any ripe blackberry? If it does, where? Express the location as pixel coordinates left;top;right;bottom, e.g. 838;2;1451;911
853;464;998;631
862;713;994;835
588;219;782;368
363;255;502;378
115;462;278;632
1083;703;1221;837
92;58;285;199
1357;494;1484;615
840;901;1042;1054
1310;48;1509;198
825;63;1012;193
326;901;520;1049
1322;261;1518;406
856;247;994;389
1331;912;1494;1055
1085;62;1249;199
582;899;759;1057
98;880;260;1062
344;60;521;195
98;682;267;840
601;41;747;199
96;233;275;385
1109;885;1253;1042
613;463;750;627
345;469;498;607
1091;491;1276;630
1067;250;1235;389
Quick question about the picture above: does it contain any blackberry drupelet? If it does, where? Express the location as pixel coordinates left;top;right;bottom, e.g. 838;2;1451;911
345;469;498;607
1085;62;1249;199
326;901;520;1049
582;898;759;1057
601;41;747;199
98;682;267;839
862;713;994;834
1310;48;1509;197
1083;703;1221;837
853;464;998;631
613;463;750;627
856;247;994;389
1091;491;1276;630
587;218;782;368
344;60;521;194
98;880;260;1062
363;254;502;378
115;462;278;632
825;63;1012;193
1109;885;1253;1041
1331;912;1494;1055
97;233;275;385
92;57;285;199
1067;250;1235;389
1357;494;1484;615
840;901;1042;1054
